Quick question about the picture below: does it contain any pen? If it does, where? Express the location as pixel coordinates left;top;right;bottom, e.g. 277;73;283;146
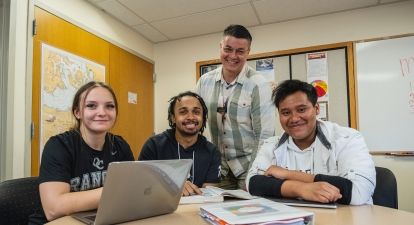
385;152;414;156
258;168;267;175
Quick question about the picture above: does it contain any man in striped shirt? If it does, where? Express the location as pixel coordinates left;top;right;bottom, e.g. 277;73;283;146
195;24;276;190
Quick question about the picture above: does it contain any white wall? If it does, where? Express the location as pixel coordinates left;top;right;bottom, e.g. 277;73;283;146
154;0;414;133
154;0;414;212
5;0;30;180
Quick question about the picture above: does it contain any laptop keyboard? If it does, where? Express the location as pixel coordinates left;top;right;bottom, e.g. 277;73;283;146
84;215;96;221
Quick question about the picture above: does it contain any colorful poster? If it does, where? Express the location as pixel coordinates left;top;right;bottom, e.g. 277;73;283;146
307;52;329;102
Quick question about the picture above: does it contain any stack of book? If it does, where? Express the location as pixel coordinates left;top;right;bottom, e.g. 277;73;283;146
199;198;314;225
180;186;257;204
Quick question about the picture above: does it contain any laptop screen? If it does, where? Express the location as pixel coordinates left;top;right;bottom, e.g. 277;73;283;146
73;159;192;225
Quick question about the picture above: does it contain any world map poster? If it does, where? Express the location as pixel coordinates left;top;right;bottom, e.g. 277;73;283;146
40;43;105;158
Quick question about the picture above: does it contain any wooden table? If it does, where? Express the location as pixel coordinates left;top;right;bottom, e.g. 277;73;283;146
47;203;414;225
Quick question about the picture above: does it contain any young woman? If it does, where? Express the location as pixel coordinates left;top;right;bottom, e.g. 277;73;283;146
33;81;134;223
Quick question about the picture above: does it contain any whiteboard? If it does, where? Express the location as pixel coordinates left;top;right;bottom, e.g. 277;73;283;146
356;36;414;151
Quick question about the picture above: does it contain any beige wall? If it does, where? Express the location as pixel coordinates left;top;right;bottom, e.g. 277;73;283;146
153;0;414;212
373;155;414;212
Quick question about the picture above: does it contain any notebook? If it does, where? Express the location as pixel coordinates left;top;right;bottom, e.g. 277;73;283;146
72;159;193;225
267;197;337;209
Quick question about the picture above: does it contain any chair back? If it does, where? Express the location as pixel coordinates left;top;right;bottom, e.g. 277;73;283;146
373;166;398;209
0;177;42;225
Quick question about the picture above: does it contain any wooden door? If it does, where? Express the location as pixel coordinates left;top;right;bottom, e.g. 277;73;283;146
109;45;154;158
31;7;153;175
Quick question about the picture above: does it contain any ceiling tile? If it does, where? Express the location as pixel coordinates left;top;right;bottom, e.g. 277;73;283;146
151;3;259;40
253;0;378;24
118;0;250;22
87;0;408;44
132;24;169;43
95;0;145;26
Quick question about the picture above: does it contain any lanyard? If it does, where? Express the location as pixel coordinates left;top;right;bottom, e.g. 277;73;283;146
217;82;236;124
177;142;195;183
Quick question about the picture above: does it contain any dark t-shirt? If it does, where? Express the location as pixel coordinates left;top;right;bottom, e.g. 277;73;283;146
29;130;134;224
138;129;221;187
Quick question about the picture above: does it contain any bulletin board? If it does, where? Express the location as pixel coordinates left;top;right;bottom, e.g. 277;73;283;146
196;42;356;135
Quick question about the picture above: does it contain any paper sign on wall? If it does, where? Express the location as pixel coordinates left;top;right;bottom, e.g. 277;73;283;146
306;52;329;102
128;92;137;104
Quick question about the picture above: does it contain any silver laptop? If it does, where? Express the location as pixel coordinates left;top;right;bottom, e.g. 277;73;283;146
72;159;193;225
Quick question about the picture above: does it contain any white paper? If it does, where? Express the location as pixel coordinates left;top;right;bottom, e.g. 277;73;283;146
317;101;328;121
128;91;137;104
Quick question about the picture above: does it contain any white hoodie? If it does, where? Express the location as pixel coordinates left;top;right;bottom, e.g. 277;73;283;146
247;120;376;205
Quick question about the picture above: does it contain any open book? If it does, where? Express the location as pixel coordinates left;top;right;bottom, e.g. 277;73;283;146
179;186;257;204
200;198;314;225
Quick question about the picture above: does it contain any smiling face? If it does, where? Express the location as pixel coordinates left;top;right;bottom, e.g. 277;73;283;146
74;87;117;135
278;91;320;149
220;35;250;78
171;96;204;137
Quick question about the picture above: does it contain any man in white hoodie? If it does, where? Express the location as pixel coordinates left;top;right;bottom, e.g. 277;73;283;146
247;79;376;205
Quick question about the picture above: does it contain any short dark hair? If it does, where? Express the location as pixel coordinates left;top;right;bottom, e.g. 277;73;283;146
71;81;118;130
223;24;252;44
272;79;318;108
167;91;208;134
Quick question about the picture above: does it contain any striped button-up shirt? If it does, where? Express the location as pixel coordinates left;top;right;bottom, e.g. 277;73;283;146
195;64;276;177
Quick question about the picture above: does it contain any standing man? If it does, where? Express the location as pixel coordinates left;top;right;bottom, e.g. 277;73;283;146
247;79;376;205
138;91;221;196
195;25;276;190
